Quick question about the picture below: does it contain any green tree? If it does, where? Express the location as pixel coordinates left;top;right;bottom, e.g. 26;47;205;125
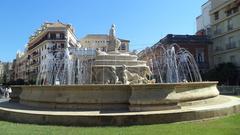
2;73;7;84
203;63;239;85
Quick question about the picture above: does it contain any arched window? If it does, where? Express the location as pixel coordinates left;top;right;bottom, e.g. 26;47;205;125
121;44;126;50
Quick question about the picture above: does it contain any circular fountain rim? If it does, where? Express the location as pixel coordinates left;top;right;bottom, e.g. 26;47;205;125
0;95;240;126
13;81;219;87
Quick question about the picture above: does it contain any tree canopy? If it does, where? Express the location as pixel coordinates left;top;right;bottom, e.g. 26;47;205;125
202;63;239;85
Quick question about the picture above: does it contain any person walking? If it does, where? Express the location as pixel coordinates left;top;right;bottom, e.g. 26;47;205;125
4;86;12;98
0;86;4;98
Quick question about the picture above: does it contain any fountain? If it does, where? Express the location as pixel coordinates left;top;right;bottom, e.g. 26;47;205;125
144;44;202;83
1;24;240;126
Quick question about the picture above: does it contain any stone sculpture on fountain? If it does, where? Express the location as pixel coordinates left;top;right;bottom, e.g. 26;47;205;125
108;24;122;52
92;24;155;84
120;65;155;84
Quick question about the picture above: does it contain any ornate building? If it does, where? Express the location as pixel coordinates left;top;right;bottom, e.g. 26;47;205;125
138;34;212;81
210;0;240;69
0;61;5;83
14;51;28;82
196;1;212;36
80;25;130;52
14;22;80;84
0;61;13;84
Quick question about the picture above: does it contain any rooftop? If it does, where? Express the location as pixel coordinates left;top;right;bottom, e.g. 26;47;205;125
82;34;130;42
160;34;212;44
84;34;109;38
29;22;74;43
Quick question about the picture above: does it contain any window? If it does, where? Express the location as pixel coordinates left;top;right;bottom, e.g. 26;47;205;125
233;6;239;13
121;44;126;50
214;24;221;35
61;43;65;48
56;33;60;39
214;11;219;20
229;36;234;44
50;33;56;39
227;36;236;49
226;6;239;16
196;48;204;63
226;9;232;16
60;33;65;39
217;57;222;65
227;18;233;31
230;55;236;63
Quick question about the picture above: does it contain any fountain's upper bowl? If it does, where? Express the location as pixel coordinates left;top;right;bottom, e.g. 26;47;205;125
94;51;146;67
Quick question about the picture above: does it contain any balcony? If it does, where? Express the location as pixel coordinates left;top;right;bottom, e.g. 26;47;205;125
32;52;40;58
225;6;239;17
226;42;237;50
213;29;222;36
214;46;224;52
30;59;39;66
47;46;65;53
28;33;66;51
227;25;233;31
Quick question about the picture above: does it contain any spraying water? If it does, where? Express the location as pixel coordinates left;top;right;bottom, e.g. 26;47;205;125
145;43;202;83
36;41;201;85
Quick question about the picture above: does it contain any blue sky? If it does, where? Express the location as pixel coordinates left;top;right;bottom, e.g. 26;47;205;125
0;0;207;62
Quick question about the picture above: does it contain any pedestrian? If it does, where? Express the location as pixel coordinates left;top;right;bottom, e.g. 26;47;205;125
0;86;3;98
2;86;7;98
4;86;12;98
7;87;12;98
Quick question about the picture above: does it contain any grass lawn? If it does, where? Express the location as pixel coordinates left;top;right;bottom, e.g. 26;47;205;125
0;114;240;135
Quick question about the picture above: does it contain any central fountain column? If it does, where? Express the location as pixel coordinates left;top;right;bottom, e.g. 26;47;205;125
91;24;155;84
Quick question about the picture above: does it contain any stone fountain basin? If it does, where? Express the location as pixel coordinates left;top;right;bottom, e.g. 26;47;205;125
11;82;219;111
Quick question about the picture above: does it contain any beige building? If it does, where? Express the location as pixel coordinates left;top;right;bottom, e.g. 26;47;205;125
0;61;5;83
210;0;240;68
196;1;212;35
0;61;13;84
80;25;130;52
14;51;28;82
14;22;80;84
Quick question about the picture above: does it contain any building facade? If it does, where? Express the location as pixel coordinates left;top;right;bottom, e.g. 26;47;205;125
13;22;80;84
0;61;13;84
138;34;211;79
196;1;212;36
0;61;5;84
159;34;211;73
14;51;28;82
210;0;240;68
80;25;130;52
